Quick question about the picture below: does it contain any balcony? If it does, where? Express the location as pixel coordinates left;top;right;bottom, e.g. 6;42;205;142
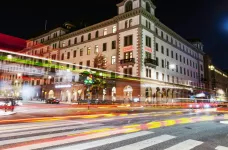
120;58;135;65
144;58;157;68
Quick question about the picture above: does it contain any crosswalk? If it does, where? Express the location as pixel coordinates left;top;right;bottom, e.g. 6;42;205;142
0;120;228;150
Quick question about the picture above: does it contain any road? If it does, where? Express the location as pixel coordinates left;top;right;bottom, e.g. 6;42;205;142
0;108;228;150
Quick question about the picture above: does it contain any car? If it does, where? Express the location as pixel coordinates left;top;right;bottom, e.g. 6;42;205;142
45;98;60;104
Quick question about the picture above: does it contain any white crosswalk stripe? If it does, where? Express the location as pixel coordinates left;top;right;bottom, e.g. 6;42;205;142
112;135;175;150
164;139;203;150
216;146;228;150
53;131;153;150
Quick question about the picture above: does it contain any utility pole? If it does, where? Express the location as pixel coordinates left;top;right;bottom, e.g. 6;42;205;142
45;20;47;31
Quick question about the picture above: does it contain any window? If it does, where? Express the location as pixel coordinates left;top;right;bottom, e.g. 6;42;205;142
111;56;116;65
62;42;65;47
146;20;151;29
73;65;76;70
162;59;164;68
125;1;133;12
167;75;170;82
161;31;164;38
156;57;159;66
67;52;70;59
86;60;90;67
112;26;117;33
146;2;150;13
95;45;99;54
184;68;186;75
51;54;56;60
146;36;151;47
166;35;168;41
162;74;165;81
146;69;149;77
155;28;158;34
171;37;173;44
124;35;133;46
74;38;77;44
80;49;83;56
187;59;189;65
88;33;91;40
176;65;178;72
187;69;189;76
61;53;64;60
176;53;178;60
180;67;182;74
124;68;133;77
167;61;169;69
156;72;159;80
95;31;99;38
144;52;151;59
180;55;182;62
161;46;164;54
103;28;107;36
129;19;133;27
125;20;128;29
68;40;71;46
149;69;151;78
79;62;83;69
103;43;107;51
124;52;133;59
172;76;174;83
183;57;185;63
171;51;173;58
73;50;76;57
112;41;116;49
166;48;169;56
156;43;158;51
81;36;84;42
190;60;192;66
87;47;91;55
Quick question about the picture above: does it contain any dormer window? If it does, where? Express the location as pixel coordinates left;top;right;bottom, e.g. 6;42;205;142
81;35;84;42
129;19;133;27
88;33;91;40
103;28;107;36
125;20;128;29
95;31;99;38
125;1;133;12
146;2;151;13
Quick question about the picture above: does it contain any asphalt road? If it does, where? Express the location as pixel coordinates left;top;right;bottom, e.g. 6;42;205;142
0;109;228;150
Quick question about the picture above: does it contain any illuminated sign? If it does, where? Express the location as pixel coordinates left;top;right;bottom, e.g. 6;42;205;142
55;85;72;88
123;46;134;52
145;47;152;53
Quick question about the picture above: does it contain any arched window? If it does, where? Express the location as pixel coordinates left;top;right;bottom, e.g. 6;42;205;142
68;40;71;46
146;2;151;13
95;31;99;38
81;35;84;42
74;37;77;44
125;20;128;29
129;19;133;27
125;1;133;12
88;33;91;40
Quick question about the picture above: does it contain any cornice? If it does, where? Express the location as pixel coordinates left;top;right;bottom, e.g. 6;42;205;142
140;9;205;55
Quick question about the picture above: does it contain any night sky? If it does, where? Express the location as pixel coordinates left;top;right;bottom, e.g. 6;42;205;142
0;0;228;69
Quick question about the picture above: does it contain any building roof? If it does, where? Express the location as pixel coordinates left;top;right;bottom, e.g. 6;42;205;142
0;33;26;51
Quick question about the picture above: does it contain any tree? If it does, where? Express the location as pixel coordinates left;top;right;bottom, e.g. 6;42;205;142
93;53;107;69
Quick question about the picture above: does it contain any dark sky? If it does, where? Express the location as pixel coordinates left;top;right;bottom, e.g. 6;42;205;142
0;0;228;69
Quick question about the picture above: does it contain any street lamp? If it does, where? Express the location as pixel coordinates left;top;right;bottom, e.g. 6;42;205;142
7;55;12;59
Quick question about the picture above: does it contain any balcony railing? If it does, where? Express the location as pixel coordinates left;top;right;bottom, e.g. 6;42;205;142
144;58;157;68
120;58;135;65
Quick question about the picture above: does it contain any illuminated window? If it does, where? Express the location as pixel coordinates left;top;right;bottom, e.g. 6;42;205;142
112;26;117;33
95;45;99;54
87;47;91;55
111;56;116;65
104;28;107;36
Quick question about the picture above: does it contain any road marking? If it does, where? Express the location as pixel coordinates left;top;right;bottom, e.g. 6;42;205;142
51;131;153;150
112;135;175;150
220;121;228;125
164;139;203;150
216;146;228;150
0;126;114;147
0;121;95;133
0;123;101;138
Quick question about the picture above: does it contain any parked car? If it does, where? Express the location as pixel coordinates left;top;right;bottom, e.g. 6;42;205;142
45;98;60;104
